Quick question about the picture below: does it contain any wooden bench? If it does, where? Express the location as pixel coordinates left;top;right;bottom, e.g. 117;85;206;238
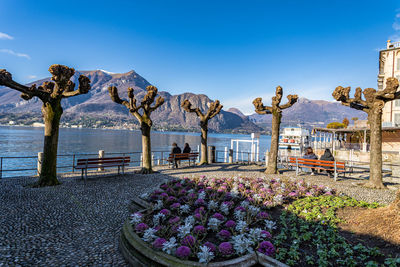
168;152;199;168
288;157;346;181
75;156;130;179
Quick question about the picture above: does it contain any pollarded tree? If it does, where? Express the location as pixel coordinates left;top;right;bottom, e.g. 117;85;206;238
253;86;298;174
181;99;223;165
332;77;400;189
342;117;349;128
108;85;164;173
0;65;91;186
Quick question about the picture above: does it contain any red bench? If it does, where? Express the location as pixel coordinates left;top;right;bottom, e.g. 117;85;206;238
75;156;130;179
289;157;346;181
168;153;199;168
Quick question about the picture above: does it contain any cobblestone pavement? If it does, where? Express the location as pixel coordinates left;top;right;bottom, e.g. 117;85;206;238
0;164;398;266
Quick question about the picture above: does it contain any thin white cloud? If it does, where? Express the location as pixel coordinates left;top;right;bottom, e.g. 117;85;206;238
391;12;400;41
0;32;13;40
27;75;37;79
393;22;400;31
0;49;31;59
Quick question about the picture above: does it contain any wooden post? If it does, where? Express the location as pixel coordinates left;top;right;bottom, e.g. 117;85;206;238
98;150;105;171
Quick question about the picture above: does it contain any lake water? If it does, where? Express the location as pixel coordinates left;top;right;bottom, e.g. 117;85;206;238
0;126;271;178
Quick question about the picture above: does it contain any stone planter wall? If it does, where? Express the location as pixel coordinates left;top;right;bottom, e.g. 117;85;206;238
119;219;288;267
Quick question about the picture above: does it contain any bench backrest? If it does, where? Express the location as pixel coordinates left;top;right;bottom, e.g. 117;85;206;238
288;157;345;169
169;152;199;160
76;156;131;166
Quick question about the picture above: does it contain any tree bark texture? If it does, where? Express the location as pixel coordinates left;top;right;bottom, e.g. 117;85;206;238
266;110;282;174
141;123;152;174
200;122;208;165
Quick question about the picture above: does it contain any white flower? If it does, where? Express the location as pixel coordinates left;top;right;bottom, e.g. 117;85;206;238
208;200;219;211
273;194;284;205
162;237;177;255
180;204;190;214
187;189;194;194
142;228;157;242
240;200;250;208
220;203;229;215
235;220;247;233
207;218;222;232
324;187;331;192
184;216;195;226
264;220;277;231
129;213;142;225
248;228;263;242
232;234;254;255
234;210;245;221
247;205;260;216
152;213;165;226
154;200;163;210
198;191;206;200
253;194;261;201
178;222;193;239
197;245;215;263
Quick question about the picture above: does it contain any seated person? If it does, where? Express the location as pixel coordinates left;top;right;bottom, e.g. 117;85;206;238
303;147;318;175
183;143;191;153
171;142;181;168
319;148;335;178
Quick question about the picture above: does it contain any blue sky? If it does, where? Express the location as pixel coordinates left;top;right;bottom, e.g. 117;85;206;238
1;0;399;114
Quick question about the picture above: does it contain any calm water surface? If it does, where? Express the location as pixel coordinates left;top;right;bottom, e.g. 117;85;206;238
0;126;271;178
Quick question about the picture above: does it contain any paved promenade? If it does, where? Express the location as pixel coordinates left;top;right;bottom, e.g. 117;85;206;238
0;164;398;266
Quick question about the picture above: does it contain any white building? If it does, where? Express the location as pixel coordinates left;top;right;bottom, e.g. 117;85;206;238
378;40;400;126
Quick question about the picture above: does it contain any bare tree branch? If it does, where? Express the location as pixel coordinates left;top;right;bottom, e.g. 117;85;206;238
252;97;272;114
181;99;204;117
279;94;299;109
62;75;91;98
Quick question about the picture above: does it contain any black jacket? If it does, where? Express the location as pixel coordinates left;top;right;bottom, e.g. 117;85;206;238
171;146;182;154
183;146;191;153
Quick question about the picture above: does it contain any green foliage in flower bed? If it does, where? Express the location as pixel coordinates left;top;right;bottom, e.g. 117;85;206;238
287;195;381;226
274;195;398;266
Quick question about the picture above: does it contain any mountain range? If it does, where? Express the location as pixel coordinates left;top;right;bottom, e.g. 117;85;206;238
0;69;366;132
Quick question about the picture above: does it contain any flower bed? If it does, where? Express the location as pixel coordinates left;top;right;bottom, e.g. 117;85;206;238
124;176;399;266
129;176;334;264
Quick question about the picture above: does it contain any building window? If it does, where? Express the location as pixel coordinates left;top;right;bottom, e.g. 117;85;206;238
397;58;400;71
395;113;400;125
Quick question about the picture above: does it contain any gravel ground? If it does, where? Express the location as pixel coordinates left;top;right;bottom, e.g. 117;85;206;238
0;163;398;266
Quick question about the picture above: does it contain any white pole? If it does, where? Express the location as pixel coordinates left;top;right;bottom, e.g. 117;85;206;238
256;140;260;162
236;141;239;162
224;147;228;163
98;150;105;171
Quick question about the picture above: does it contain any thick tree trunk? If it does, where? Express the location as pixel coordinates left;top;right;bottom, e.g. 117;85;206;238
36;102;62;187
200;122;208;165
140;123;152;174
266;110;281;174
364;108;385;189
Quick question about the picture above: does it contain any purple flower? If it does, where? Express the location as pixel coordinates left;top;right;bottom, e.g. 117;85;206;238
203;242;216;253
160;209;171;216
324;191;333;195
135;223;148;233
235;206;246;212
225;220;236;228
194;213;203;220
170;202;181;209
167;196;177;202
212;213;224;221
257;241;275;256
193;225;206;235
258;211;269;219
160;192;168;198
176;246;191;259
261;230;272;239
195;206;206;214
218;230;231;240
219;242;233;256
181;235;196;247
188;193;197;200
152;238;166;249
168;216;180;224
288;191;298;197
195;198;206;206
160;184;168;190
